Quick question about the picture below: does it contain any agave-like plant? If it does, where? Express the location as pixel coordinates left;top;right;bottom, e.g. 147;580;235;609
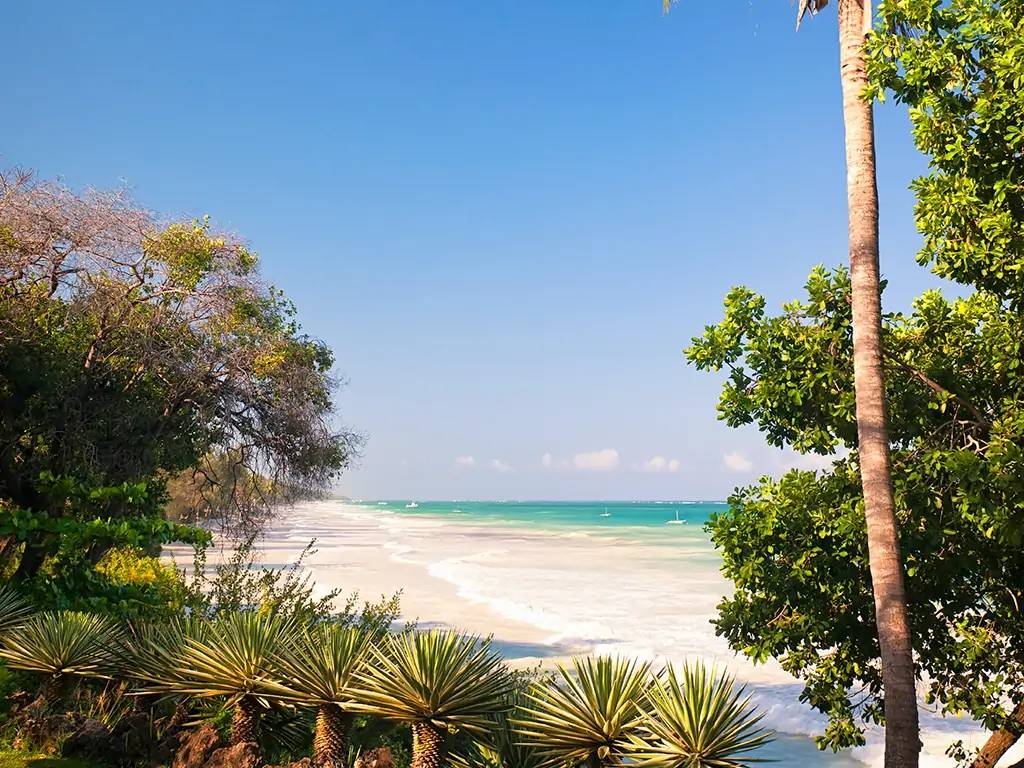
0;611;123;710
450;691;545;768
514;656;652;768
136;611;299;746
0;584;32;635
351;629;513;768
125;616;211;728
275;623;373;768
629;662;772;768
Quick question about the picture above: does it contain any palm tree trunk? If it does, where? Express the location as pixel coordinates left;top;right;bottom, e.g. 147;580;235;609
231;695;262;745
411;722;447;768
970;700;1024;768
837;0;919;765
313;703;354;768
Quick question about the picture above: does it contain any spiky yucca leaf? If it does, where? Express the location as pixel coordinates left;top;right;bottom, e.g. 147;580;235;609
157;611;298;706
0;584;32;634
629;662;772;768
351;629;512;734
276;624;374;768
277;623;372;704
126;616;211;690
514;656;652;768
450;694;545;768
0;611;123;678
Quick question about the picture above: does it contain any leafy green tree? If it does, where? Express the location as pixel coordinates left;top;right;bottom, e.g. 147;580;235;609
0;170;361;598
513;656;651;768
686;266;1024;764
351;630;512;768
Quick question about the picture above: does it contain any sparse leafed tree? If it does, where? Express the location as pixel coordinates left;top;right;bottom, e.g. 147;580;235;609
0;170;361;588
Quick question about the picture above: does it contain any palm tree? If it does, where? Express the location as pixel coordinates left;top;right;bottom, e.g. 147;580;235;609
629;662;771;768
664;0;920;763
514;656;651;768
0;611;123;710
134;611;299;747
351;629;513;768
0;584;32;635
275;624;373;768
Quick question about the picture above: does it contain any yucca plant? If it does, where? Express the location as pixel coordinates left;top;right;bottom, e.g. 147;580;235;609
275;623;373;768
136;611;299;746
351;629;513;768
0;584;32;634
125;616;211;728
450;692;545;768
514;656;652;768
629;663;772;768
0;611;123;710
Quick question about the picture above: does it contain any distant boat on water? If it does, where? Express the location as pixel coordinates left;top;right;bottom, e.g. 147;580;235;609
599;508;611;517
666;510;685;525
405;502;419;508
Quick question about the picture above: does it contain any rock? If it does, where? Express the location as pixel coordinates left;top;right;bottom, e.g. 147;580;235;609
204;741;262;768
354;746;394;768
14;713;79;753
174;724;223;768
63;718;114;761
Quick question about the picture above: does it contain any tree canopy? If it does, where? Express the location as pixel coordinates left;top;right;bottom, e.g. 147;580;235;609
686;0;1024;759
0;170;360;599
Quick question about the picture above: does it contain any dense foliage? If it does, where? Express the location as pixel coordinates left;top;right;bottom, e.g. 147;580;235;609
685;0;1024;758
0;591;771;768
0;170;361;611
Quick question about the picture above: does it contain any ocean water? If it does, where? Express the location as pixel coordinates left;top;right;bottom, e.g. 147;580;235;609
244;499;996;768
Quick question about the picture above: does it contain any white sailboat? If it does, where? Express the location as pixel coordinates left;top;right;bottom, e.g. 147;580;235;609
405;501;419;508
599;507;611;517
666;509;685;525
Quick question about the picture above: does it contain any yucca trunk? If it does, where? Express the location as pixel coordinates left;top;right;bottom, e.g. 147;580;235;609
411;722;447;768
231;695;262;745
29;673;68;713
313;703;354;768
837;0;919;765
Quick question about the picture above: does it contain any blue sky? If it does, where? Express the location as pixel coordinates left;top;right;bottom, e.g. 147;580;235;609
7;1;945;500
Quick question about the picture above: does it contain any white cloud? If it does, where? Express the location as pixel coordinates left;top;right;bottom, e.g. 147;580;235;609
639;456;682;474
490;458;513;473
572;448;620;472
454;456;475;468
541;452;554;469
723;451;753;473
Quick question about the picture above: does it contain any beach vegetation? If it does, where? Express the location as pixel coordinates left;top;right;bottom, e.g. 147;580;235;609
350;630;513;768
514;656;651;768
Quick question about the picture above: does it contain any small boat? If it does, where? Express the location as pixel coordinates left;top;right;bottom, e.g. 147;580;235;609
666;510;685;525
405;502;419;509
599;508;611;517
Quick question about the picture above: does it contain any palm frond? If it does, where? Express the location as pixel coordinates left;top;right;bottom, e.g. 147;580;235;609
125;616;210;690
513;656;652;767
629;662;773;768
0;611;123;679
0;584;32;635
276;623;373;705
351;629;512;734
